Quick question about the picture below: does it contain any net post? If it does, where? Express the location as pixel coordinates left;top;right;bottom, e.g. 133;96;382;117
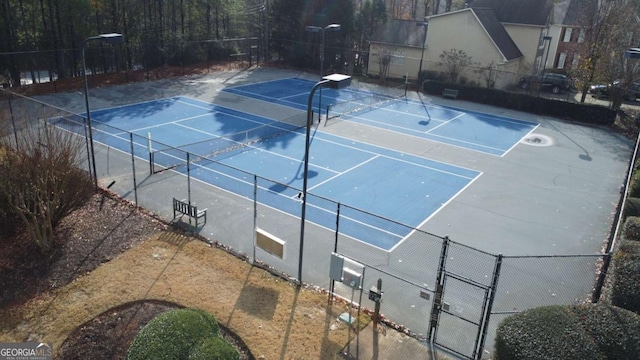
147;132;153;174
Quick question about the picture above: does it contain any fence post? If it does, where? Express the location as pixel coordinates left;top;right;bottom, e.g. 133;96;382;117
329;202;341;303
476;253;503;359
252;175;257;265
592;252;612;303
429;236;449;342
187;152;191;205
129;132;138;205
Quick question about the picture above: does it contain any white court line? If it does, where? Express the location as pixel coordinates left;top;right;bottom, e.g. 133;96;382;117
309;133;478;179
83;122;432;253
426;112;466;132
388;170;484;252
308;155;380;192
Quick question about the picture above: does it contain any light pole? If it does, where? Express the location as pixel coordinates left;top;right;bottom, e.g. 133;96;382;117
537;35;552;97
542;36;552;72
416;19;428;91
299;73;351;285
82;33;124;187
306;24;341;122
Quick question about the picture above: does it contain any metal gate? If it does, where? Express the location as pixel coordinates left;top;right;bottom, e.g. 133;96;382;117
429;238;502;360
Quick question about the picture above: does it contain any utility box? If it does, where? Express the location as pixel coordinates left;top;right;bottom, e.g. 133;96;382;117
329;252;365;290
343;267;362;289
369;286;382;303
329;252;344;282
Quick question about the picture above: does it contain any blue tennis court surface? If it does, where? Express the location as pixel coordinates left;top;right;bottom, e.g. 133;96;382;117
55;96;480;251
223;78;539;156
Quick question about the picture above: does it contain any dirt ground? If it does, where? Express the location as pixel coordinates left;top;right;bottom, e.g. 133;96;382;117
0;191;368;359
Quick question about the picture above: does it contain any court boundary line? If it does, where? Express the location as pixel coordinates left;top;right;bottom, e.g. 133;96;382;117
72;94;482;252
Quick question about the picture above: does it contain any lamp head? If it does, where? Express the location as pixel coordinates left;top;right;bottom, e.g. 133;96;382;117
326;24;341;31
322;73;351;89
624;48;640;59
99;33;124;44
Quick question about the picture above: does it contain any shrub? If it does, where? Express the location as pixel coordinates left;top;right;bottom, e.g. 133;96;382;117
623;197;640;218
126;308;220;360
628;169;640;198
571;304;640;359
189;337;239;360
494;305;600;360
623;216;640;240
495;304;640;360
611;239;640;314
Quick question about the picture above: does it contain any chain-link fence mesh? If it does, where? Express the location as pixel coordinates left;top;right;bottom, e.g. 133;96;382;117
0;90;616;360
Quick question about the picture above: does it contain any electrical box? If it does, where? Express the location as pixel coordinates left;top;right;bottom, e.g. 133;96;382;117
329;252;365;290
343;267;362;289
369;286;382;303
329;253;344;282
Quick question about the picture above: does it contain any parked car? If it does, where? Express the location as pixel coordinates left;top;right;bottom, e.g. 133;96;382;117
519;73;570;94
589;80;640;101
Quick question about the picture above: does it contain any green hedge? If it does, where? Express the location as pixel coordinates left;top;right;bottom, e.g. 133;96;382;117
623;197;640;218
188;337;239;360
421;80;616;126
611;239;640;314
126;308;238;360
494;304;640;360
623;216;640;240
628;169;640;198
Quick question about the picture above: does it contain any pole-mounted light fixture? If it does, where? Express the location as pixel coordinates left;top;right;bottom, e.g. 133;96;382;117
82;33;124;187
298;73;351;285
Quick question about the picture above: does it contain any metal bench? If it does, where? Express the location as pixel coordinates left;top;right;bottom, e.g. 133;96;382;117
172;198;207;227
442;88;459;100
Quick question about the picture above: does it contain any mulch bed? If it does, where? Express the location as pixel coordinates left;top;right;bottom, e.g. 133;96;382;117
0;191;253;359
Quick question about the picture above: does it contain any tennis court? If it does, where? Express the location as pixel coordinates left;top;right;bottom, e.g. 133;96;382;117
223;78;539;155
54;96;480;251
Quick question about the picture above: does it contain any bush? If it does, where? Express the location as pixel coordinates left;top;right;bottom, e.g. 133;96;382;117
611;239;640;314
628;169;640;198
420;80;616;125
494;304;640;360
188;337;239;360
623;216;640;240
623;197;640;218
126;308;221;360
494;305;599;360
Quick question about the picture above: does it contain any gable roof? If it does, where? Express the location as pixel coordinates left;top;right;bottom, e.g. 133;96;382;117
469;0;552;26
553;0;598;26
370;9;523;62
472;8;523;61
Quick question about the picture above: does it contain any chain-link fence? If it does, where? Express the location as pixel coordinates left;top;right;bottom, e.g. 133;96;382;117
0;90;621;359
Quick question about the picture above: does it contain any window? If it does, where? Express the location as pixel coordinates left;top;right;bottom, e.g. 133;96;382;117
391;49;405;65
563;28;572;42
578;29;585;43
558;53;567;69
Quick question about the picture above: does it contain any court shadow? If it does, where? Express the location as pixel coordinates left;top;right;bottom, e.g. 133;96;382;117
235;284;279;320
269;183;288;193
418;120;429;126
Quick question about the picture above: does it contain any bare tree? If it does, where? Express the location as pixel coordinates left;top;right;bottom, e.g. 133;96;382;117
475;61;500;88
373;45;400;84
0;119;94;253
438;48;474;83
572;0;640;109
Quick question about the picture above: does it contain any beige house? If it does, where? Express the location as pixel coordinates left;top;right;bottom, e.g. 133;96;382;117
367;0;553;89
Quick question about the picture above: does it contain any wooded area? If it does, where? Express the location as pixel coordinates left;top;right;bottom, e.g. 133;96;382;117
0;0;468;87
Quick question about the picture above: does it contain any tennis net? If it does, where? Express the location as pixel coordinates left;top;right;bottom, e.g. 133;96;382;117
151;117;306;173
325;83;407;124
